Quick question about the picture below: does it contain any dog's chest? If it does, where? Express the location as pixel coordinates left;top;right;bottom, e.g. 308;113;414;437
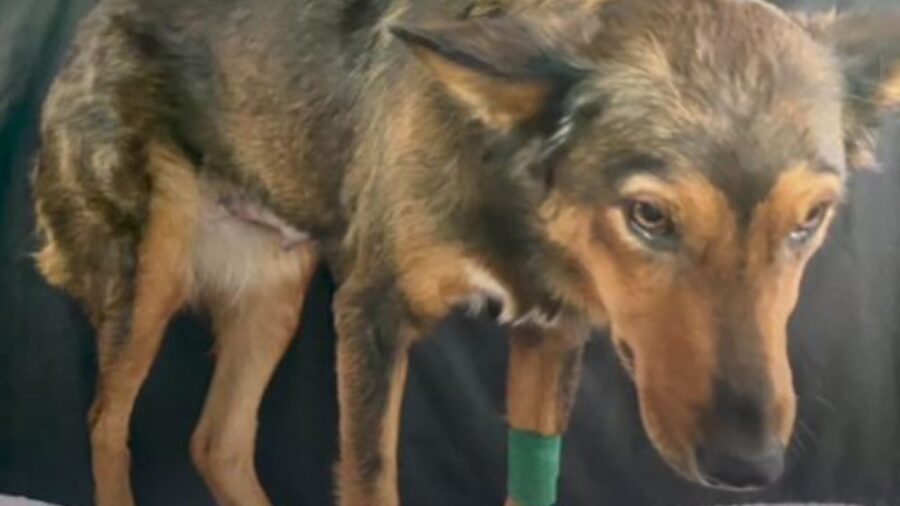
457;264;561;328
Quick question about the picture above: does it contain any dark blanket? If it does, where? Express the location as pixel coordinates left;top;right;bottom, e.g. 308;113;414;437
0;1;897;505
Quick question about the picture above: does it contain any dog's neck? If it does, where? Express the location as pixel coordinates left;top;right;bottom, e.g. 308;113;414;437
328;53;602;331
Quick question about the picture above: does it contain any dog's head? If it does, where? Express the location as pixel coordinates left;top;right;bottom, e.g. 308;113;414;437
393;0;900;491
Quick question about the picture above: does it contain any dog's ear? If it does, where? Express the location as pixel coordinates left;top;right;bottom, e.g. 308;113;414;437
390;13;596;132
796;10;900;169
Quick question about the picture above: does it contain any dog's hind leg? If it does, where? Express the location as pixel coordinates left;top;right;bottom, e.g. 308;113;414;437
190;245;318;506
88;148;197;506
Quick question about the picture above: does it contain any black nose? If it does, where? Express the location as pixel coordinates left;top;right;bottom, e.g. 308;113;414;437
696;438;784;489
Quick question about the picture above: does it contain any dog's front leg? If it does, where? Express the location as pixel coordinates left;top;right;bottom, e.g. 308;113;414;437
333;280;413;506
505;327;586;506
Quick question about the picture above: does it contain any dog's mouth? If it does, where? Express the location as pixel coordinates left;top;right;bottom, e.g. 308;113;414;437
697;472;767;492
657;452;765;492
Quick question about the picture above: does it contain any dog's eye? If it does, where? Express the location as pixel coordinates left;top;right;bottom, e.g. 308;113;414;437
626;199;675;242
789;202;831;244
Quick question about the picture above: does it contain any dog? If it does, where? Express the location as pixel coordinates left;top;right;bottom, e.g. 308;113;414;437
30;0;900;504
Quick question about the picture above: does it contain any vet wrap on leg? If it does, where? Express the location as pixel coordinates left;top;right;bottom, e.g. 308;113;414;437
507;428;562;506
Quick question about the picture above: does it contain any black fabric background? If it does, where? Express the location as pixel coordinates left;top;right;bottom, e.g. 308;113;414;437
1;1;898;505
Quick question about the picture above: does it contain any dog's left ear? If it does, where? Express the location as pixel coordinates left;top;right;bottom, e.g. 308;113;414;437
796;11;900;169
390;13;596;132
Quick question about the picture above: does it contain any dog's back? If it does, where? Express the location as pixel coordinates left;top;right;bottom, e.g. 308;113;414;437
29;2;424;504
33;0;362;298
32;0;476;303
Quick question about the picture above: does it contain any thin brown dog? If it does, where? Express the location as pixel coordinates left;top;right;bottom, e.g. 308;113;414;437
31;0;900;504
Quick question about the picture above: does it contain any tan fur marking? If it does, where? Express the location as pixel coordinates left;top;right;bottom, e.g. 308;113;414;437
746;165;842;270
540;202;607;319
397;242;516;322
504;328;584;506
91;144;197;506
33;208;69;288
507;333;573;434
541;174;735;478
375;354;409;506
744;164;842;444
410;46;551;131
877;63;900;110
397;244;473;319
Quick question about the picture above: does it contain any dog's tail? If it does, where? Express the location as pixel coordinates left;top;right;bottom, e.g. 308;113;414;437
1;1;93;290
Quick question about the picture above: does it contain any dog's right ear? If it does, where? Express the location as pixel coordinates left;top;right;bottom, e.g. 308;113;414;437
795;10;900;169
390;14;596;132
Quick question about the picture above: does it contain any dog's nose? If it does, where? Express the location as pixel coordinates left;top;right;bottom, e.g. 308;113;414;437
696;438;784;489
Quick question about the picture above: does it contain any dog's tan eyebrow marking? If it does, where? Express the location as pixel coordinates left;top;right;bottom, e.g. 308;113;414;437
617;172;672;196
604;154;669;189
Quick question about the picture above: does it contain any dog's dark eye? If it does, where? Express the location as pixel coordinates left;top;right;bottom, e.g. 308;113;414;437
789;202;830;244
626;199;675;242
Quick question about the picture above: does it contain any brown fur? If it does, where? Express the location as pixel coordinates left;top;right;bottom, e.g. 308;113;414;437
507;325;587;434
405;43;553;131
87;144;196;506
877;63;900;109
31;0;900;504
504;326;586;506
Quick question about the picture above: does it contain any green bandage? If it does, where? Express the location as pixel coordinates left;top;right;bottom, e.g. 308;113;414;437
507;428;563;506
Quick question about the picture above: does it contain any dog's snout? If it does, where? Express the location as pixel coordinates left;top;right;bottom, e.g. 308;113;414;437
696;437;784;489
697;380;785;489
